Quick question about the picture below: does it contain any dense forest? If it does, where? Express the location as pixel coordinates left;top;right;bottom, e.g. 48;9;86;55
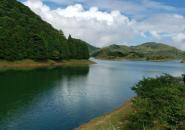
0;0;89;61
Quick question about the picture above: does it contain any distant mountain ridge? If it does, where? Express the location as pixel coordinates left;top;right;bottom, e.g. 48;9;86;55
91;42;185;61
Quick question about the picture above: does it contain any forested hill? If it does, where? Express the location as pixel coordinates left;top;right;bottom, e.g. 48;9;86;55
76;40;99;54
92;42;185;60
0;0;89;61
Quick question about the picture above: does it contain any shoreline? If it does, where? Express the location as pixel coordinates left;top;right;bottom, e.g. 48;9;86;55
94;57;180;62
76;99;134;130
0;59;96;69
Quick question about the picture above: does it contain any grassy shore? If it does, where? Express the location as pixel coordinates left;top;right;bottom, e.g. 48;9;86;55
76;100;134;130
0;59;95;69
76;98;164;130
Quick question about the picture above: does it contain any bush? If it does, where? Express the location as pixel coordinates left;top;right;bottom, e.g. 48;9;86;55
125;75;185;130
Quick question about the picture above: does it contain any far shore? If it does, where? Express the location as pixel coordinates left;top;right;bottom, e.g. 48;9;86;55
0;59;96;69
93;56;181;62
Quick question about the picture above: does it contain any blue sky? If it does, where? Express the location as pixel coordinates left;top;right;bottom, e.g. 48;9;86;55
20;0;185;14
154;0;185;8
20;0;185;8
19;0;185;49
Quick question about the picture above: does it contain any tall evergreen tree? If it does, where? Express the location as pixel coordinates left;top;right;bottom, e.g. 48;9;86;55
28;34;47;60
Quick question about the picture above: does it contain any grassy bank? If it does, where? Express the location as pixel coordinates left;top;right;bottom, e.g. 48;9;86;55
77;75;185;130
0;59;95;69
76;98;165;130
76;100;134;130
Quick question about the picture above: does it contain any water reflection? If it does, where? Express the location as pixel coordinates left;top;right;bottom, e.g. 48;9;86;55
0;66;89;130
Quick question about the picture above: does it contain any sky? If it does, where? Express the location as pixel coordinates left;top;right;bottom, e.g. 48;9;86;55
18;0;185;50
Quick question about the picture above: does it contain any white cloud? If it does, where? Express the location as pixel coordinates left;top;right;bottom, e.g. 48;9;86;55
24;0;139;47
171;33;185;50
150;31;160;39
138;14;185;33
173;33;185;43
23;0;185;50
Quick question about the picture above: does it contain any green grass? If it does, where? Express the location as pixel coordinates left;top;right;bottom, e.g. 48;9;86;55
76;100;134;130
0;59;95;69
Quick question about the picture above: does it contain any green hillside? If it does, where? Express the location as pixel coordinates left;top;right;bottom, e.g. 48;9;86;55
86;43;99;54
92;42;184;60
72;39;99;54
0;0;89;61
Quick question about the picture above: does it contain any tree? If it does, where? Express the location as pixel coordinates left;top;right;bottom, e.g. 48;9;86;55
59;30;64;37
28;34;47;60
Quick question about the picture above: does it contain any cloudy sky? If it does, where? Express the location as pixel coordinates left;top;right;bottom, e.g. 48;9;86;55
19;0;185;49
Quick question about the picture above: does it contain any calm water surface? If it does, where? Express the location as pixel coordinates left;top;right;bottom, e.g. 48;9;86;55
0;59;184;130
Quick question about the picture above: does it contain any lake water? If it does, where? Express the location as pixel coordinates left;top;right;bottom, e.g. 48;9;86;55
0;59;184;130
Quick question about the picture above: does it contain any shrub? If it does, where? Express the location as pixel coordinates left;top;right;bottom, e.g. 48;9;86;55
125;75;185;130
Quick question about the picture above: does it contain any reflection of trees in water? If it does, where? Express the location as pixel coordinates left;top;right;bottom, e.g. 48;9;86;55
0;66;89;121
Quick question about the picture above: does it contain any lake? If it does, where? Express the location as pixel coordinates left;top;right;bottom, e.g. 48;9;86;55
0;59;184;130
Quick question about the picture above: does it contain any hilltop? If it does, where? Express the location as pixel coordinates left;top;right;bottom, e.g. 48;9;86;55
91;42;184;61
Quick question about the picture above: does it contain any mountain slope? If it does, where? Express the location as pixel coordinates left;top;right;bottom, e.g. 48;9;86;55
86;43;99;54
71;39;99;54
0;0;89;60
92;42;184;60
